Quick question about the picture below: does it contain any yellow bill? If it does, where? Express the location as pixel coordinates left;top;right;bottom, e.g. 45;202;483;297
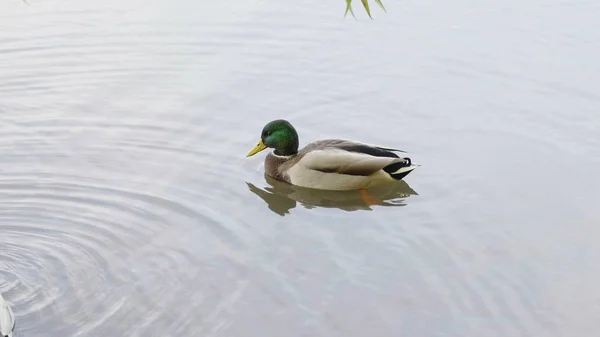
246;139;267;157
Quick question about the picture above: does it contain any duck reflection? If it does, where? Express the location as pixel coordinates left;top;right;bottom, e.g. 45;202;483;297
246;174;418;216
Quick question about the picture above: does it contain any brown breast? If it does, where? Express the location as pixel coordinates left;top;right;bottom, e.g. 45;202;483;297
265;152;292;183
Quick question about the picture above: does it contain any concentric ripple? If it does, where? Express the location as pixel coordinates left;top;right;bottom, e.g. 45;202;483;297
0;166;228;333
0;89;256;335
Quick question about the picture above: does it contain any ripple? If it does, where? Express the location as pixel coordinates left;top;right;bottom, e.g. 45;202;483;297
0;165;249;335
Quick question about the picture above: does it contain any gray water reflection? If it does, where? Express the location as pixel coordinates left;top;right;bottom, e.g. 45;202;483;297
1;0;600;336
247;175;418;216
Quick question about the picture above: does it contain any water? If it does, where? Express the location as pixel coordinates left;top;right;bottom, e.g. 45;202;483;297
1;0;599;336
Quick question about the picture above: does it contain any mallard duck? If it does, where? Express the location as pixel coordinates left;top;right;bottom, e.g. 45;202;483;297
246;119;418;191
0;292;14;337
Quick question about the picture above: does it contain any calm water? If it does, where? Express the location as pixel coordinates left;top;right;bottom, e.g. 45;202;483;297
1;0;599;336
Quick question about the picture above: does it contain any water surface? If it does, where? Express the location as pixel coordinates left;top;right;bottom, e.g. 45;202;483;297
1;0;599;336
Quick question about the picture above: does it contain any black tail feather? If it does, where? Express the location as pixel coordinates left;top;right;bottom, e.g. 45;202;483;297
383;157;413;180
390;171;412;180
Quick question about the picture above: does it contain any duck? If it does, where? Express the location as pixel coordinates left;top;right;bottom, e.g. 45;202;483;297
246;119;418;191
0;292;15;337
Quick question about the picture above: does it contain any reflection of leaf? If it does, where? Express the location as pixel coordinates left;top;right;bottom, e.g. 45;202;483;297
345;0;386;18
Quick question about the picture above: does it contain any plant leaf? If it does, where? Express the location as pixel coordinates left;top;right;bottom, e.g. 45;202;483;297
361;0;372;19
374;0;386;12
344;0;356;18
344;0;385;18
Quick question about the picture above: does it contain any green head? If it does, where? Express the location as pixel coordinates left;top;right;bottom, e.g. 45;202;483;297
246;119;299;157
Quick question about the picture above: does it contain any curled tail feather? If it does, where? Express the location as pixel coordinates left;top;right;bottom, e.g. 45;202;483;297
383;157;415;180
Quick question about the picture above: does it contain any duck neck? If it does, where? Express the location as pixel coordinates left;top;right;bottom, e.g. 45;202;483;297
274;142;298;157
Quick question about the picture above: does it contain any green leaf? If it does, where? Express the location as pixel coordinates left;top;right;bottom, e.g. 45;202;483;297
361;0;372;19
344;0;385;18
344;0;356;18
374;0;387;12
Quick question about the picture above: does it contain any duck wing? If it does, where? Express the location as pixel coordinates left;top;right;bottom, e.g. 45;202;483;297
296;139;410;176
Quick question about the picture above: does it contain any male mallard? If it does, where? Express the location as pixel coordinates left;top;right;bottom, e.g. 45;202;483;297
246;119;418;191
0;292;14;337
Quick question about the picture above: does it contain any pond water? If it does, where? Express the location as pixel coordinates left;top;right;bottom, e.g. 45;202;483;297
1;0;599;336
